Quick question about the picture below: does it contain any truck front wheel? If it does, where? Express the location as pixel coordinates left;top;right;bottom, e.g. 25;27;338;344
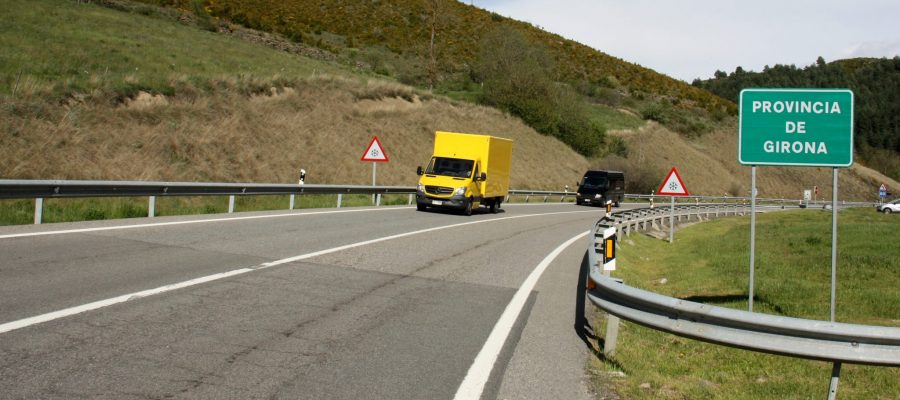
489;199;497;213
464;198;473;216
417;203;427;211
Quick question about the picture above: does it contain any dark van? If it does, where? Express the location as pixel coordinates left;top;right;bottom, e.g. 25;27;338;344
576;170;625;207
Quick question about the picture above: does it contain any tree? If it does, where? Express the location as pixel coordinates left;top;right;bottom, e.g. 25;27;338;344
427;0;440;91
475;26;603;156
425;0;452;92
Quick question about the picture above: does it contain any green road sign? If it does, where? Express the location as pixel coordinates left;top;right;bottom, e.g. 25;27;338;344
739;89;853;167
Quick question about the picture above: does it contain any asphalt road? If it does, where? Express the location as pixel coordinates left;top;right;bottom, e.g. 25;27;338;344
0;202;626;399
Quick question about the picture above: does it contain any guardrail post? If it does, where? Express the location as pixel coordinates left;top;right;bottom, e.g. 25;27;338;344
408;194;413;205
337;193;343;208
34;197;43;224
601;277;620;356
543;195;548;203
827;362;842;400
604;310;621;357
525;195;530;203
228;195;235;213
148;196;156;218
376;193;382;206
289;194;295;210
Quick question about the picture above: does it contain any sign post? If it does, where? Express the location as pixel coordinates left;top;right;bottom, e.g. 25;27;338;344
739;88;853;321
360;136;389;204
740;89;854;399
655;167;690;243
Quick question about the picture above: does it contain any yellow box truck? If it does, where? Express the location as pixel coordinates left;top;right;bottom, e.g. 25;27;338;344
416;131;513;215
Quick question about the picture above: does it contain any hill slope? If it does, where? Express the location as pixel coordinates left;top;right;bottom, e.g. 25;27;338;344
169;0;732;111
1;0;896;202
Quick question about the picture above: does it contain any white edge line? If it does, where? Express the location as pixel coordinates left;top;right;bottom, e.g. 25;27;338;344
453;230;591;400
0;210;597;335
0;207;408;240
0;202;574;240
0;268;253;334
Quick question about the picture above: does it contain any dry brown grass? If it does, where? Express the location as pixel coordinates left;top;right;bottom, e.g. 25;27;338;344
1;76;588;190
3;75;893;200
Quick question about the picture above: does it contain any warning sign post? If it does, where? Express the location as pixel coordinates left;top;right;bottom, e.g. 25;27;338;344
360;136;389;189
655;167;690;243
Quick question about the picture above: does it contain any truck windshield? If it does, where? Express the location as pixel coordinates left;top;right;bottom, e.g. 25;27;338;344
426;157;475;178
582;176;608;188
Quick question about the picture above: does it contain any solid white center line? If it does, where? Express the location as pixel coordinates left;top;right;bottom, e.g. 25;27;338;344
453;230;590;400
0;210;596;335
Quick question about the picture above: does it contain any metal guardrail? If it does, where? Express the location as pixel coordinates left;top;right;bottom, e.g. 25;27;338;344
0;179;582;224
627;194;875;208
0;179;577;199
584;204;900;398
0;179;416;199
0;179;875;225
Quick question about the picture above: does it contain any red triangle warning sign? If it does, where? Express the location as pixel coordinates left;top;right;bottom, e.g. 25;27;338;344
360;136;389;162
656;167;690;196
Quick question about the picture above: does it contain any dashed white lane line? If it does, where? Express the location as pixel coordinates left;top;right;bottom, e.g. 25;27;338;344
453;230;590;400
0;210;596;335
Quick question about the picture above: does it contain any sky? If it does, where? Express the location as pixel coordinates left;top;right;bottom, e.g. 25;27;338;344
471;0;900;82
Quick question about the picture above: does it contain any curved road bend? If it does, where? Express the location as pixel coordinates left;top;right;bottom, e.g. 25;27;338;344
0;203;628;399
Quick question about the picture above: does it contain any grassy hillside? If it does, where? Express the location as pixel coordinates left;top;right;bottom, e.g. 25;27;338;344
127;0;733;155
146;0;732;109
0;0;590;188
0;0;348;100
1;0;896;204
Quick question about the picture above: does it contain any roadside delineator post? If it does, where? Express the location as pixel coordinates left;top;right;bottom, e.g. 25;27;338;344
600;226;620;356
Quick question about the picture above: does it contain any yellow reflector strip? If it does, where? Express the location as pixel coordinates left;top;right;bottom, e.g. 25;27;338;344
605;239;615;259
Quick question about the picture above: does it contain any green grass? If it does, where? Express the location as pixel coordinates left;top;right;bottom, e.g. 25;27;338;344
589;208;900;399
0;0;347;97
588;104;644;131
0;194;415;225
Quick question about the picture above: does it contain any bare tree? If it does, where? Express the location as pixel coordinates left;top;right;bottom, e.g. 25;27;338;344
426;0;449;92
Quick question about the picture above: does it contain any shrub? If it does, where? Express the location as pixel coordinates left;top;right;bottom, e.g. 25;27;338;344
190;0;217;32
476;26;603;156
593;155;660;195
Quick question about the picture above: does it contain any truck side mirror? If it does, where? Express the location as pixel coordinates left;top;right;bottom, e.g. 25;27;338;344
416;166;423;176
479;172;487;181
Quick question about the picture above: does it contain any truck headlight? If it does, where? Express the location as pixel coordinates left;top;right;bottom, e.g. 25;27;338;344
594;194;602;199
455;187;467;196
417;183;424;192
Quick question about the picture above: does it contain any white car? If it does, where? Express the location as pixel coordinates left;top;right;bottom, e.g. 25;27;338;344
877;199;900;214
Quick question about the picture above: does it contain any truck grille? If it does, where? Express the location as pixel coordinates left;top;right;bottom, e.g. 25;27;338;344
425;186;453;195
